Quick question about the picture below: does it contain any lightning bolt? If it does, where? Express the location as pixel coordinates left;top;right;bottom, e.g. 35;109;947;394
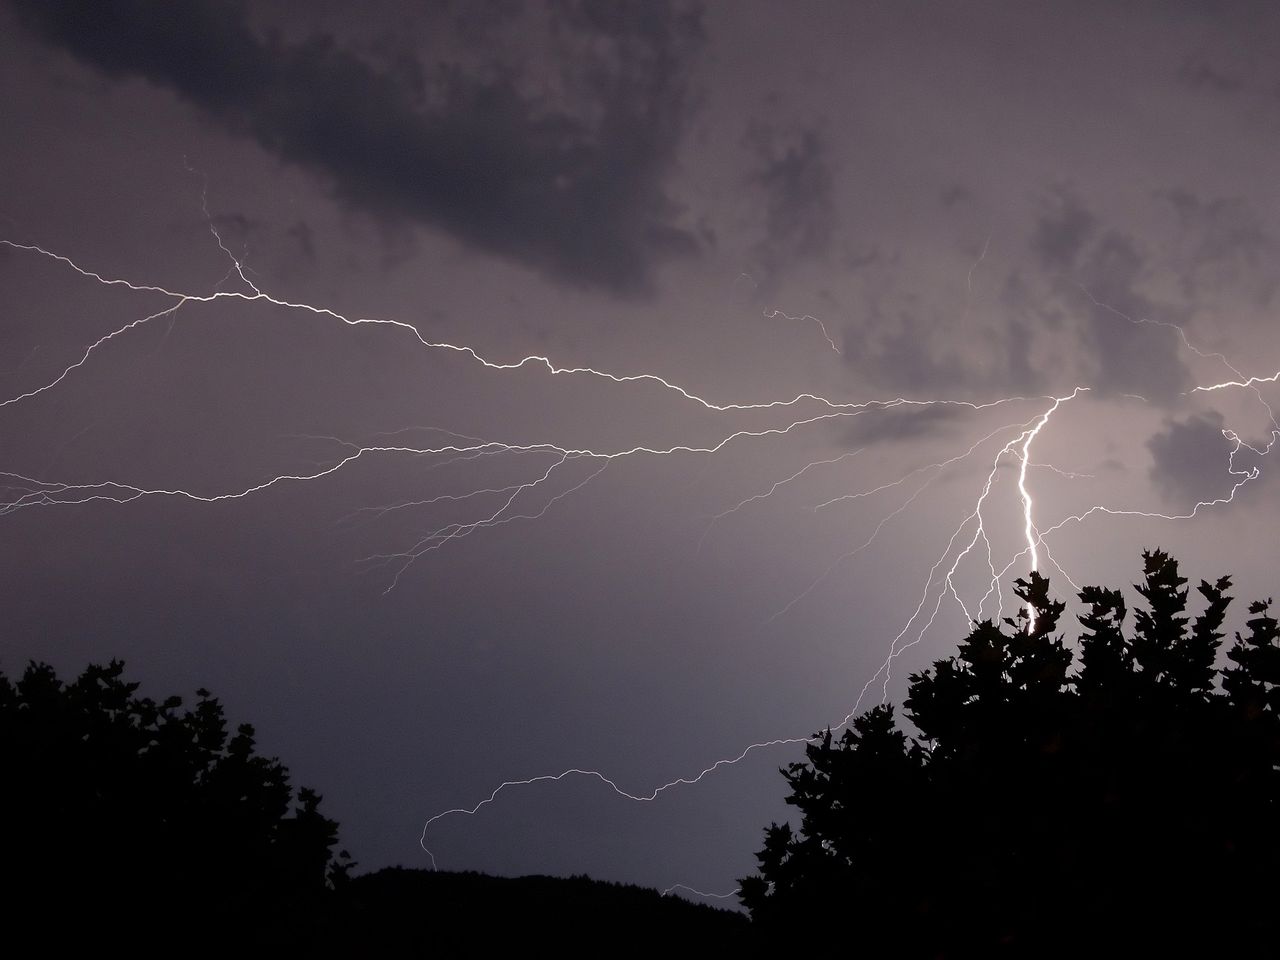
763;308;842;354
4;181;1276;906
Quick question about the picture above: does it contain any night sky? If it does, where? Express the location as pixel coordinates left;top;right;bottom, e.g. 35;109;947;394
3;0;1279;901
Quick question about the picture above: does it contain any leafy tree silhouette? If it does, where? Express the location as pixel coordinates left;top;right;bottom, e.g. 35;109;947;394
740;550;1280;955
0;659;353;947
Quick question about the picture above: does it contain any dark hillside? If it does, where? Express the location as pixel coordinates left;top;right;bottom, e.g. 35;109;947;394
328;867;752;953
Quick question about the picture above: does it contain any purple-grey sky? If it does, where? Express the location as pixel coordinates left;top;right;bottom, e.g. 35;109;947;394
3;0;1279;901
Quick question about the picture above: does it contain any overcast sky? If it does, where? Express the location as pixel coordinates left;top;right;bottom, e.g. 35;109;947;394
3;0;1279;901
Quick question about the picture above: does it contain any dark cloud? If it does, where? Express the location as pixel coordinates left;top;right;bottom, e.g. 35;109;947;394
285;221;315;262
1099;456;1127;473
12;0;705;296
1029;189;1192;403
846;304;972;392
1176;55;1246;94
745;125;836;279
838;404;964;446
939;184;972;209
1160;190;1270;259
844;274;1042;396
1076;232;1193;403
849;184;1204;401
1157;188;1274;301
10;0;1280;899
1004;316;1036;392
838;295;1029;397
1147;411;1235;503
1031;187;1098;273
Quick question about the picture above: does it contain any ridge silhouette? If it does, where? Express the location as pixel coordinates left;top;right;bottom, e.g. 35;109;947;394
740;549;1280;954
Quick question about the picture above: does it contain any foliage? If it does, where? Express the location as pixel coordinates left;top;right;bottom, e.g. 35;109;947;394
331;868;753;952
740;550;1280;954
0;659;352;945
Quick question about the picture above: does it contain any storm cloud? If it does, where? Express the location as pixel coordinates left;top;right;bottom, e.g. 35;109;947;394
1031;190;1193;403
1147;411;1236;504
745;125;836;281
13;0;705;296
838;404;964;447
1158;188;1274;303
6;0;1280;908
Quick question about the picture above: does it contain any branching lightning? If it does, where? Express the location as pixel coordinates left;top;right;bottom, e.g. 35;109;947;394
764;308;842;354
4;187;1277;904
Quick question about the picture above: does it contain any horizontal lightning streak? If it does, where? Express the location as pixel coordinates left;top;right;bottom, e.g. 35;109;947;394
697;448;865;552
417;408;1059;868
5;216;1277;904
0;410;867;513
1;240;1030;418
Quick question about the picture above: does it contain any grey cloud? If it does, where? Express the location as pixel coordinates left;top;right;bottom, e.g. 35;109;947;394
849;305;972;392
839;295;1033;397
850;183;1201;400
1176;55;1246;94
845;270;1043;396
1157;188;1274;301
1028;189;1192;403
1160;190;1270;258
838;404;963;446
13;0;705;296
939;184;972;209
1147;411;1235;503
745;125;836;280
1031;187;1098;273
1004;316;1036;392
285;221;315;262
1076;232;1193;403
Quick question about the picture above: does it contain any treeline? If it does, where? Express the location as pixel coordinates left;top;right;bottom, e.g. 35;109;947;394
741;550;1280;954
6;549;1278;954
0;658;746;950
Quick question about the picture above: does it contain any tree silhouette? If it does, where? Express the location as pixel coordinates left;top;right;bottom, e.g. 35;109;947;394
0;659;352;946
740;550;1280;954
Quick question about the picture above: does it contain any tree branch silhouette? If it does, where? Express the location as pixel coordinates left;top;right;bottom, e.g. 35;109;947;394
741;550;1280;954
1;659;352;946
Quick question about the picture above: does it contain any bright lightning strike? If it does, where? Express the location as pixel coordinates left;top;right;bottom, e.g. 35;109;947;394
4;187;1277;905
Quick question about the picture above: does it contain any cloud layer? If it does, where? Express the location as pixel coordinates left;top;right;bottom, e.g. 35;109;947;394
14;0;705;295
